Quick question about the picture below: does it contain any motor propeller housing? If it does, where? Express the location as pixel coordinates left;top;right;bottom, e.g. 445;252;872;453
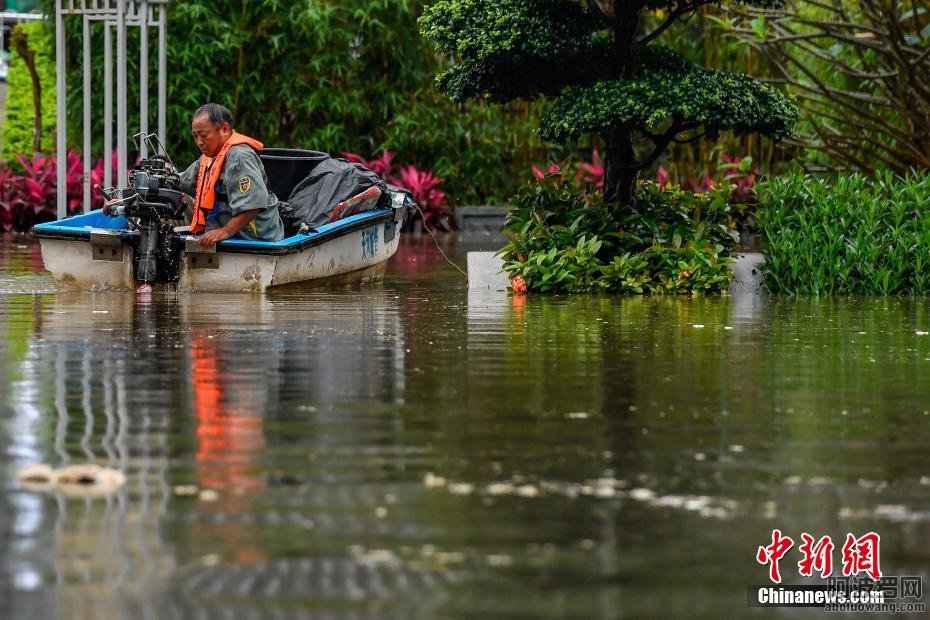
98;137;188;286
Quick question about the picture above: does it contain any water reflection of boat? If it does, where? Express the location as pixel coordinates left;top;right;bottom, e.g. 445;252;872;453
3;290;412;617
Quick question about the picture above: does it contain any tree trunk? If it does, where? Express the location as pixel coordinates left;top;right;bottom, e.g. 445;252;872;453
602;7;643;211
11;29;42;155
604;127;637;208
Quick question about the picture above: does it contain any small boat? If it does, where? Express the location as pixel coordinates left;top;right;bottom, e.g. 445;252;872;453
33;148;409;293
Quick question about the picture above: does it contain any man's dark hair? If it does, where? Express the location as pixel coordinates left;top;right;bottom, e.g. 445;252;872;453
193;103;234;129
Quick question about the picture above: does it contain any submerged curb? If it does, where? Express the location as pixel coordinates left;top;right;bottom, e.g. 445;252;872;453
454;206;507;233
467;252;511;291
729;253;766;295
467;251;767;294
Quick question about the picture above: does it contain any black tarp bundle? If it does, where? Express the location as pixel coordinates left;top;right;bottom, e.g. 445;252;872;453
260;149;388;236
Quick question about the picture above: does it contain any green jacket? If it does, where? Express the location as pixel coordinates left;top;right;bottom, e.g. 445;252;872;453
180;144;285;242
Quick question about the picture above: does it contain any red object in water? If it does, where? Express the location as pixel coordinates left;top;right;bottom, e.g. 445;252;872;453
511;275;528;295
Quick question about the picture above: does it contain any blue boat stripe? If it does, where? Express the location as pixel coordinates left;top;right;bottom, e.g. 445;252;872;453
35;208;393;252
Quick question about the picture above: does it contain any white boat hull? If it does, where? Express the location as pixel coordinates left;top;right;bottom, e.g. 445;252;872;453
36;208;403;293
182;222;399;292
40;238;137;291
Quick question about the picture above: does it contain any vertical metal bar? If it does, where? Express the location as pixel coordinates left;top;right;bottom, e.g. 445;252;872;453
104;20;113;188
54;347;71;465
139;0;148;158
116;0;128;188
81;351;96;461
158;3;166;144
83;15;91;212
56;1;67;220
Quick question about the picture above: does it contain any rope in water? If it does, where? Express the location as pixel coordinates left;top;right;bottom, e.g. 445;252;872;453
410;203;469;281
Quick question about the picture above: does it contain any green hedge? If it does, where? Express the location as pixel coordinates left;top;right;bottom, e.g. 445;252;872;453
755;172;930;295
41;0;435;162
1;20;57;163
499;176;739;294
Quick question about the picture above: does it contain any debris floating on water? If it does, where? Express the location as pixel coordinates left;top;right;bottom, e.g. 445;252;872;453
447;482;474;495
198;489;220;502
17;464;55;490
423;472;446;488
19;463;126;498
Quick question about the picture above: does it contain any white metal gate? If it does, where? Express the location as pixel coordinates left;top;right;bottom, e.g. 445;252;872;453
54;0;169;219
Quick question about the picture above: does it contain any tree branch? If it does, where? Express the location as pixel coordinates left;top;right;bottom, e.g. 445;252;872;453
672;131;707;145
638;1;712;47
632;121;703;170
585;0;612;25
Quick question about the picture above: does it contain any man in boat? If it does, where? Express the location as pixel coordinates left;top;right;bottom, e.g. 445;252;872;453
179;103;285;247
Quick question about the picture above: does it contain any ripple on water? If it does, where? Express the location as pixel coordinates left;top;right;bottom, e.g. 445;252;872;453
0;275;57;295
2;237;930;619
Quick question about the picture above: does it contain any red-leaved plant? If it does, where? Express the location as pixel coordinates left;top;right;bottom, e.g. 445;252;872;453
0;151;107;232
657;153;757;205
394;165;453;231
716;153;757;205
529;150;755;204
576;148;604;189
530;149;604;188
343;150;394;178
532;163;561;179
343;149;453;231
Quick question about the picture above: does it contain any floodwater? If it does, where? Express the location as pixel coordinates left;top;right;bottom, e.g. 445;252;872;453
1;233;929;619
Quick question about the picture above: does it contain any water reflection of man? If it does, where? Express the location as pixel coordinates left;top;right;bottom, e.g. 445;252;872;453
191;328;268;564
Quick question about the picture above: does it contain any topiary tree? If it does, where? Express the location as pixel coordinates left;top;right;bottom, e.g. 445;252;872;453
419;0;799;207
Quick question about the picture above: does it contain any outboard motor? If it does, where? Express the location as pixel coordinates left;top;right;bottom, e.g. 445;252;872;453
98;134;187;289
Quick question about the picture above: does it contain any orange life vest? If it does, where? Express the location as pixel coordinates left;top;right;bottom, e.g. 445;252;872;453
190;132;264;234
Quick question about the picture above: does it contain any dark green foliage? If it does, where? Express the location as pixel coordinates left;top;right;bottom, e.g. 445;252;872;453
1;21;57;163
29;0;548;205
421;0;607;102
420;0;798;204
756;172;930;295
163;1;435;161
46;1;438;163
540;47;797;143
421;0;602;65
652;7;797;187
382;95;552;205
435;41;610;103
499;175;739;293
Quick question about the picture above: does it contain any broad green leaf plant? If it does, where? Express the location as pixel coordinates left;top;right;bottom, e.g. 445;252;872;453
499;175;740;294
